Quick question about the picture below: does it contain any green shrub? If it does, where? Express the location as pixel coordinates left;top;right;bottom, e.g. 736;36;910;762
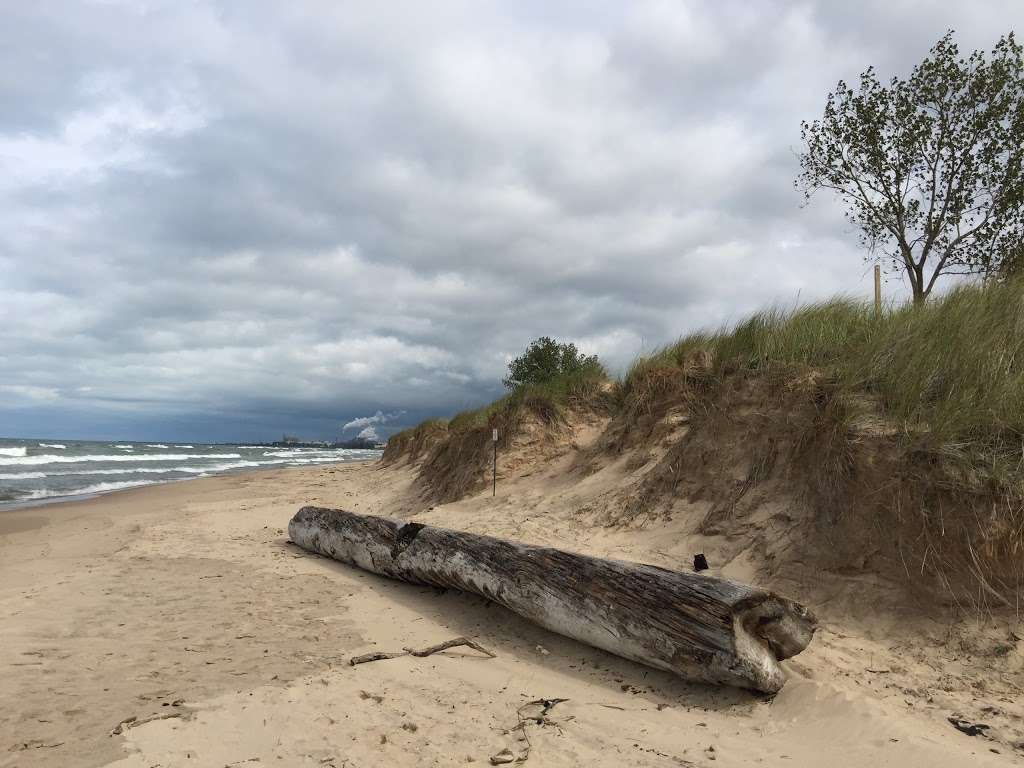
503;336;601;390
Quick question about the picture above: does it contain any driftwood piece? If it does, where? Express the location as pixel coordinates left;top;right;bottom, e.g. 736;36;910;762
407;636;495;658
349;636;496;666
288;506;816;692
110;711;186;736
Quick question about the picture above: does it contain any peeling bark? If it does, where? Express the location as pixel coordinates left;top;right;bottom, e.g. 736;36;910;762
288;506;815;692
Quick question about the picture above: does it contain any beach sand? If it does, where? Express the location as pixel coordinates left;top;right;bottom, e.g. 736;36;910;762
1;460;1020;767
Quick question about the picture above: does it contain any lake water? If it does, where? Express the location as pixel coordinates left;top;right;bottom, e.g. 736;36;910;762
0;438;380;508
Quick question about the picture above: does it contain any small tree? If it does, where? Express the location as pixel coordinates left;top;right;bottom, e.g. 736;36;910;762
797;31;1024;303
503;337;598;390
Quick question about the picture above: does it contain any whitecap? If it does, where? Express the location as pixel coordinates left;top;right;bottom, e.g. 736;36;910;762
285;455;374;464
24;480;154;501
38;443;66;449
146;444;169;448
0;471;46;480
174;445;194;449
176;460;263;473
49;460;264;477
262;449;337;458
51;467;177;476
0;453;242;467
0;447;27;458
115;444;133;449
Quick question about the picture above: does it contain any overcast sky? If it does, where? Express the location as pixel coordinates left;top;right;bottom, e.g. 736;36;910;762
1;1;1020;442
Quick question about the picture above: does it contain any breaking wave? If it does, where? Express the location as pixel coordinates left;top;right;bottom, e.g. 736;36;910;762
262;449;337;458
0;447;27;457
45;460;263;477
0;453;242;467
38;443;66;449
24;480;154;500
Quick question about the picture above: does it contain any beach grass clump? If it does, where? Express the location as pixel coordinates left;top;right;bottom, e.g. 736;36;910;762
381;418;449;464
394;278;1024;466
848;281;1024;445
625;278;1024;450
448;357;609;434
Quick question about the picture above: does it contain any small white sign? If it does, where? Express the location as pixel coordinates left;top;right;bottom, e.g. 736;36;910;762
492;428;498;442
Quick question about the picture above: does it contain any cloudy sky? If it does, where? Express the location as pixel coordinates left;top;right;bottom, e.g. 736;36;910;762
1;1;1020;441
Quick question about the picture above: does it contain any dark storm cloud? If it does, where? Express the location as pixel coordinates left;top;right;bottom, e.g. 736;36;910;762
1;1;1020;440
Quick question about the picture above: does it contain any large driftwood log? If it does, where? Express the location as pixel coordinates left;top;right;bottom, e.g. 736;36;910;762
288;506;815;692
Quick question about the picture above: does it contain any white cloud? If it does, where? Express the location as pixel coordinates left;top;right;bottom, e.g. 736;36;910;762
1;2;1020;439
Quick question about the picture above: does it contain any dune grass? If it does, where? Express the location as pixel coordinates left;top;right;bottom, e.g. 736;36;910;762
446;358;609;434
625;278;1024;450
393;278;1024;456
381;418;449;464
387;418;448;444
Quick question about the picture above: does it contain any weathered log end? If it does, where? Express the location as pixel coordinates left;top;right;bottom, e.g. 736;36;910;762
288;506;816;693
727;596;817;693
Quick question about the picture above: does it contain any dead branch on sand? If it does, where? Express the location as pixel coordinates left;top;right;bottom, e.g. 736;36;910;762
110;711;187;737
349;636;496;666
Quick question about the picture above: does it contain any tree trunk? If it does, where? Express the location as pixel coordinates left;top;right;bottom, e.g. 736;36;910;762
288;506;816;693
909;262;926;304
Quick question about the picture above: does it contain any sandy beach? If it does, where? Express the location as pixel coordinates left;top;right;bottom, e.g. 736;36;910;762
1;454;1021;768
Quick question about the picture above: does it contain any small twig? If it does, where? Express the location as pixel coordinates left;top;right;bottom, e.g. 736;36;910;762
14;741;64;750
349;651;407;666
110;711;186;736
405;637;496;658
349;636;495;666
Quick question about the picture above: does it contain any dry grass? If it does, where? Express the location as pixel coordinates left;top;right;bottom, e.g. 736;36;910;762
381;419;449;465
626;278;1024;449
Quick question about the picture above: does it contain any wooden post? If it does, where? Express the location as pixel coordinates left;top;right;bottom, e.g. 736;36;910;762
492;428;498;497
288;506;817;692
874;264;882;315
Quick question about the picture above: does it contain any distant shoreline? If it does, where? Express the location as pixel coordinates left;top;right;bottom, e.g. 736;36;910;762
0;439;381;510
0;457;378;516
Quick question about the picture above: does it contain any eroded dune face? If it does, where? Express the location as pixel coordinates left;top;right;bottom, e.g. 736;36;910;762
390;371;1021;614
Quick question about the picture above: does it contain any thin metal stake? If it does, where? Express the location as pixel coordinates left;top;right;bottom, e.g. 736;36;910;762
492;428;498;497
874;264;882;315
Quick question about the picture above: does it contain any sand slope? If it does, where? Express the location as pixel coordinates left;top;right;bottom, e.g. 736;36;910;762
1;457;1021;767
